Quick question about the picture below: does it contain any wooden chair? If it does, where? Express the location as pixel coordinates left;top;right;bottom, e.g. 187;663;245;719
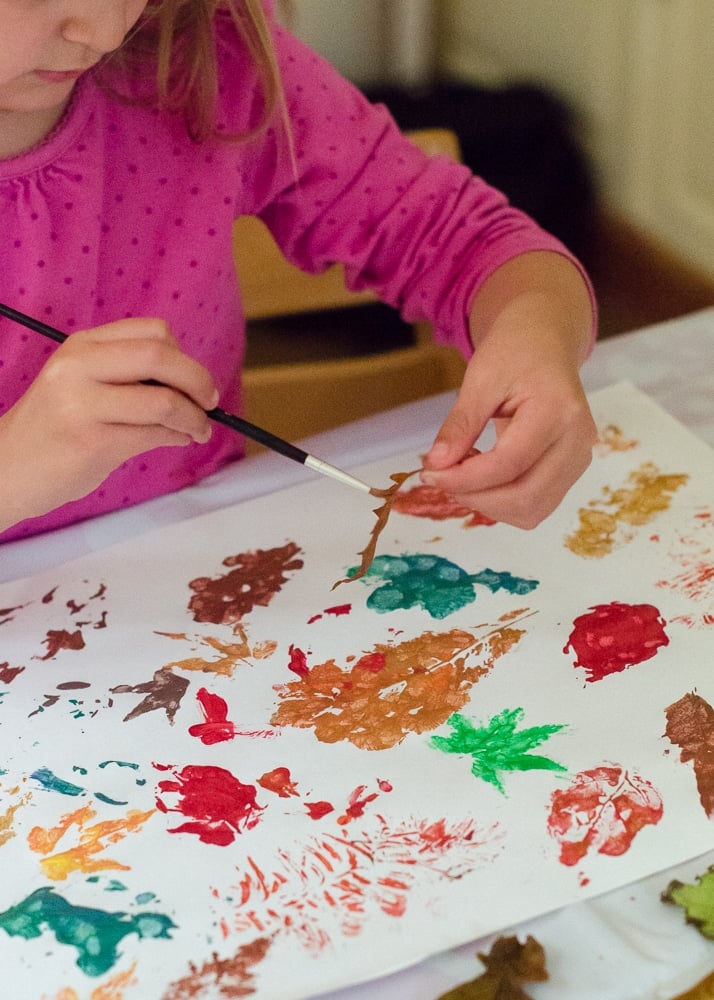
234;128;467;447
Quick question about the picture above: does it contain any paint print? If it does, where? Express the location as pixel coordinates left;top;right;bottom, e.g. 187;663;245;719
0;382;713;998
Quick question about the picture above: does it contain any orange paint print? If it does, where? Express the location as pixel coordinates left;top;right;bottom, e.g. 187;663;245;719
231;816;495;953
272;614;530;750
565;462;689;558
0;787;30;848
28;803;155;880
158;629;277;678
594;423;638;455
54;962;138;1000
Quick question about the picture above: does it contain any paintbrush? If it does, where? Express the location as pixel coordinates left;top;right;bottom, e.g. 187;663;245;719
0;301;375;494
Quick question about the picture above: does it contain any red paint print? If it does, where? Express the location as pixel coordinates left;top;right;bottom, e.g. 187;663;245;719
232;816;494;952
547;765;663;867
257;767;299;798
188;688;238;745
155;764;264;845
287;644;310;678
0;662;25;683
337;785;379;825
305;801;334;820
392;483;496;527
307;603;352;625
564;601;669;681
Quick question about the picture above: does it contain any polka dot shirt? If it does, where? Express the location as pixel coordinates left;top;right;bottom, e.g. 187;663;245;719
0;6;585;541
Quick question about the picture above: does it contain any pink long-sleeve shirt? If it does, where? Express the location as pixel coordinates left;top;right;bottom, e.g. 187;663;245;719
0;8;586;542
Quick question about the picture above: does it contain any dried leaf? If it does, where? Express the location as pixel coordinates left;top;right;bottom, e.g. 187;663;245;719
437;935;548;1000
333;469;420;588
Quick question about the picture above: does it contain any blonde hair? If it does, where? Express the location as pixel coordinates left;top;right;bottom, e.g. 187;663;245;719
105;0;282;142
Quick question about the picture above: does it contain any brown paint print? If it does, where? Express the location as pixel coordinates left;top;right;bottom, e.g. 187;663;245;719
665;692;714;817
188;542;303;631
163;936;272;1000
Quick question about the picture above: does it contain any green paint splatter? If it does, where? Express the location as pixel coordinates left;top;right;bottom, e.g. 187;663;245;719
0;886;176;976
31;767;85;797
351;554;538;619
430;707;567;793
663;866;714;938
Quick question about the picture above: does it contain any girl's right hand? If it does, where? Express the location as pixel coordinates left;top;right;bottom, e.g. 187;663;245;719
0;318;219;532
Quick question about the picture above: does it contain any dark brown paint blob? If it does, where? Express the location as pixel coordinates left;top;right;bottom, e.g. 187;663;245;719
665;692;714;817
188;542;303;629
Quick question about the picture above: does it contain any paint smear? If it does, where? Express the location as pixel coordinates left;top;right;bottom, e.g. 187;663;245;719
336;784;379;825
307;603;352;624
564;602;669;681
155;764;264;845
430;708;566;794
664;692;714;817
349;553;538;619
163;936;271;1000
0;662;24;684
31;767;85;797
233;816;496;952
188;687;238;745
657;509;714;605
565;462;688;558
273;616;529;750
54;962;139;1000
257;766;299;798
305;801;334;820
287;643;310;678
187;542;303;630
391;483;496;527
594;424;638;455
35;629;85;660
0;789;31;848
28;803;155;880
158;628;276;677
111;669;190;724
546;765;663;866
0;886;175;977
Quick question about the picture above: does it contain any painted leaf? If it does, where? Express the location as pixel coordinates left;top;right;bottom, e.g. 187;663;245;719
187;542;303;630
352;553;538;619
664;692;714;817
662;865;714;939
437;934;548;1000
546;765;663;866
391;483;496;528
430;708;566;794
272;618;528;750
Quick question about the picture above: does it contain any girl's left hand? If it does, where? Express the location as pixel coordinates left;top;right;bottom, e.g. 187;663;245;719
420;253;597;528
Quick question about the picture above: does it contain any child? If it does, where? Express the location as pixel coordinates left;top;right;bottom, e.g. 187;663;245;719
0;0;597;542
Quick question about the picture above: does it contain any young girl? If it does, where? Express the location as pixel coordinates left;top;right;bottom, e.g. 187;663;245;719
0;0;597;543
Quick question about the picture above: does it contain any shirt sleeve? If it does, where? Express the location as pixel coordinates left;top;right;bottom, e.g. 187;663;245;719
224;12;596;357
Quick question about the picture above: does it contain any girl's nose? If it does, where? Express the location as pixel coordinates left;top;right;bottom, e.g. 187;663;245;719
61;2;132;56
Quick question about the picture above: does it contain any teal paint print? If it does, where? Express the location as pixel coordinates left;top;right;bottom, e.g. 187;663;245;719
351;554;538;619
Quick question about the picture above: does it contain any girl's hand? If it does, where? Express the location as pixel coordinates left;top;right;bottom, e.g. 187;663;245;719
421;252;597;528
0;318;218;531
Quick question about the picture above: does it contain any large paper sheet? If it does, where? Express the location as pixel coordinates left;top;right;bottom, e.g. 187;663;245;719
0;382;712;999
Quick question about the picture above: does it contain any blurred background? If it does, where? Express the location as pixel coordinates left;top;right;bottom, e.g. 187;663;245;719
283;0;714;340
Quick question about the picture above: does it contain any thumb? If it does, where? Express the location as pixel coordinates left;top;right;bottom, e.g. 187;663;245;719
423;399;487;471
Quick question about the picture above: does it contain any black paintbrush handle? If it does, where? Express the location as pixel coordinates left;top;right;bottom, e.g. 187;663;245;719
0;301;310;465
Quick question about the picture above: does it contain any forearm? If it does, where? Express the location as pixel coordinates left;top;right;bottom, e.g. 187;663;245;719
467;250;595;365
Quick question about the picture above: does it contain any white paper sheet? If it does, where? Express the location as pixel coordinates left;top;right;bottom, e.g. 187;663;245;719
0;382;712;999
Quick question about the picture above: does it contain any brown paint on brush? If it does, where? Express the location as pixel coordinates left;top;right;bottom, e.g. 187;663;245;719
665;692;714;817
333;469;421;588
188;542;303;630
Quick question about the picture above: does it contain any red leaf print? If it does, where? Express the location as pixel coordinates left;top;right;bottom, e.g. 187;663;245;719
546;765;663;867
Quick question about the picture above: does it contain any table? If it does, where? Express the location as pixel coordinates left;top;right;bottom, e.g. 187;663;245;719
1;310;713;998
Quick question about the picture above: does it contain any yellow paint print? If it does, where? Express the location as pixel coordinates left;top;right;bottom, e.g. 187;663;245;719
566;462;688;558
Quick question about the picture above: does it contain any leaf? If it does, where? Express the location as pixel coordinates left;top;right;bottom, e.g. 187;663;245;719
437;935;548;1000
547;765;664;866
430;708;566;794
662;865;714;939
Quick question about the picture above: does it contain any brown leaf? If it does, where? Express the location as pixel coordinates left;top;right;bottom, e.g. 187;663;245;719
436;935;548;1000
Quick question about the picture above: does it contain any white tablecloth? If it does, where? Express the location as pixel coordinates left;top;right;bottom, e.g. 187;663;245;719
1;310;713;999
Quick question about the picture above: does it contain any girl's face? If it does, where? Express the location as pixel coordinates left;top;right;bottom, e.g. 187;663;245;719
0;0;148;116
